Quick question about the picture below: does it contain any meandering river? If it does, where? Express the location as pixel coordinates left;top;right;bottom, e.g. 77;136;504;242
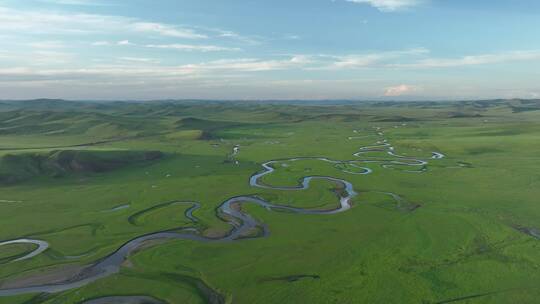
0;130;444;297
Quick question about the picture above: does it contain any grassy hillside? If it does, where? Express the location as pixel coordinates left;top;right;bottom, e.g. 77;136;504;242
0;99;540;303
0;150;163;184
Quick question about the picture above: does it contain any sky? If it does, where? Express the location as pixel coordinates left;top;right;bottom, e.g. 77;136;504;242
0;0;539;100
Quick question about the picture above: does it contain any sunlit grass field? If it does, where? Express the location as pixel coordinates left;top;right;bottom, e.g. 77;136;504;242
1;99;540;303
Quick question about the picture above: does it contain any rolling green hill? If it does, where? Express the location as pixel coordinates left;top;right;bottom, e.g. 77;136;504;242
0;150;163;184
0;99;540;304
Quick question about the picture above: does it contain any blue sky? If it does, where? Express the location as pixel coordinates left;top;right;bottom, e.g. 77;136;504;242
0;0;539;100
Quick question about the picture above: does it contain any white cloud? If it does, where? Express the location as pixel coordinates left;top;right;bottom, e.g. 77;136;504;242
216;30;261;45
0;6;265;45
2;44;540;100
316;48;429;69
0;50;75;66
289;55;312;64
117;40;133;46
28;41;65;49
131;22;206;39
303;49;540;70
0;62;538;100
344;0;423;12
384;84;419;96
0;6;206;38
91;41;110;46
145;44;241;52
180;57;308;72
392;50;540;68
118;57;160;64
91;40;135;46
0;66;194;81
0;56;309;84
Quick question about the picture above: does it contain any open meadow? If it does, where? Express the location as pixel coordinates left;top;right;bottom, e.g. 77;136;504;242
1;99;540;303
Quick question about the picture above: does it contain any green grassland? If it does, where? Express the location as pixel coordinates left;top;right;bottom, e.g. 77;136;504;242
0;99;540;303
